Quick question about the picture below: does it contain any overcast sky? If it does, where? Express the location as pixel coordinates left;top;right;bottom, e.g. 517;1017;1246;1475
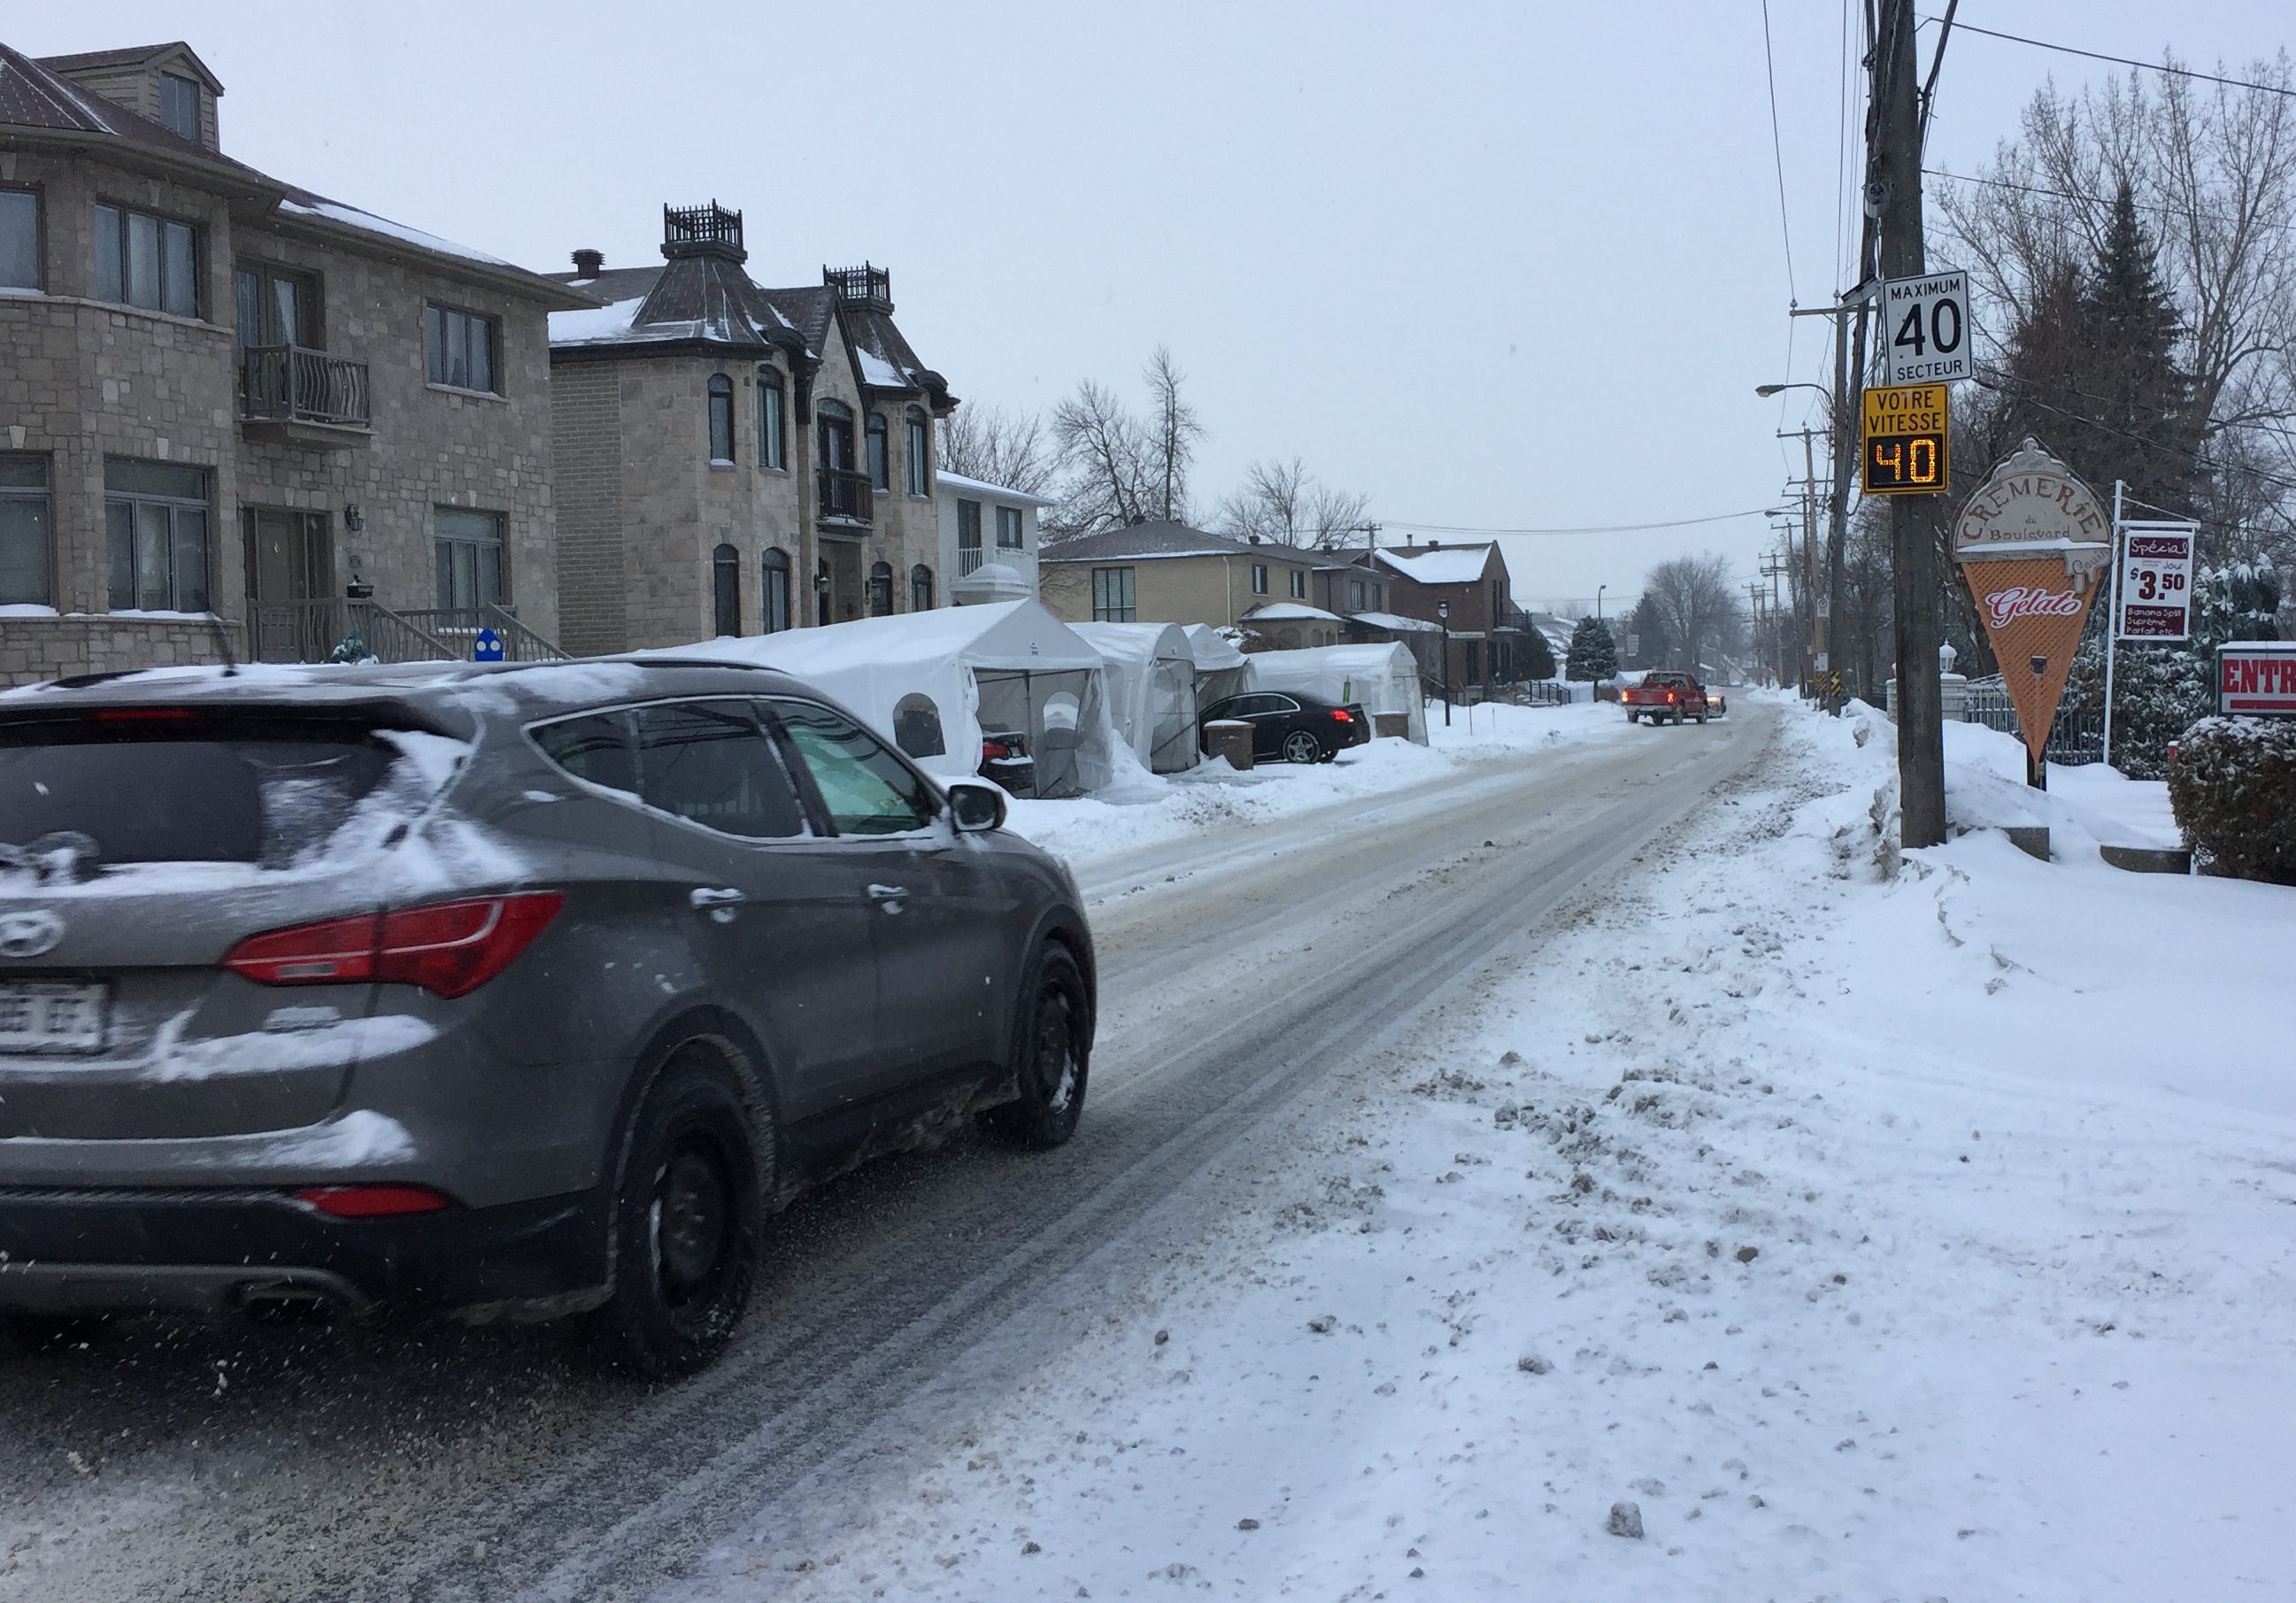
19;1;2288;609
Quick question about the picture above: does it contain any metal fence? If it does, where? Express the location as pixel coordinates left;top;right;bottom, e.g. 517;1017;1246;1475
1956;674;2104;766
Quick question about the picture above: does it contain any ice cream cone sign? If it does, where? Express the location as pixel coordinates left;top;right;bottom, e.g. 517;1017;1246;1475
1952;439;2113;782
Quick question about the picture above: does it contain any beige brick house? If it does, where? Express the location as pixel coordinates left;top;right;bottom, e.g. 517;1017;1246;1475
1036;521;1343;648
0;39;588;686
543;204;956;655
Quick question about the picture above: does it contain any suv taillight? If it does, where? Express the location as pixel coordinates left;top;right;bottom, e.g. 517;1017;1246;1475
225;893;564;998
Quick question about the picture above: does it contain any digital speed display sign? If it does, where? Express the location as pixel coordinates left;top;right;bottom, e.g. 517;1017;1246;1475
1861;382;1951;496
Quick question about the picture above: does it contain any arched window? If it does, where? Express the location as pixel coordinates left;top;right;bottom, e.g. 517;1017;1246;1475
756;367;786;470
712;543;740;636
867;559;894;616
761;547;790;634
706;374;734;463
866;413;890;492
892;692;946;759
910;562;935;612
905;406;929;495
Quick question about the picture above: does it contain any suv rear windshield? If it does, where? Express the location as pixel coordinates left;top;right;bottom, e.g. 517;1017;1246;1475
0;715;401;870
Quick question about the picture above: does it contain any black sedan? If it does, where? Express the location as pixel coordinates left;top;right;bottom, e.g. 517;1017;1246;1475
1200;690;1372;764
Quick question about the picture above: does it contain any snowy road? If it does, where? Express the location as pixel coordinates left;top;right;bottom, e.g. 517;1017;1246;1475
0;705;1774;1603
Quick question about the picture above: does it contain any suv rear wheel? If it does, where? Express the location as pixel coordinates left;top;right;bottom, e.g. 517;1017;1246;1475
590;1044;762;1380
987;945;1090;1149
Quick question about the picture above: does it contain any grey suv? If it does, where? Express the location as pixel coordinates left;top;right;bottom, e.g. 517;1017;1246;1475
0;659;1095;1377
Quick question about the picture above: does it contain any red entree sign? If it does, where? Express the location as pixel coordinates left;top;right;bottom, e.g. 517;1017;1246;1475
2219;643;2296;716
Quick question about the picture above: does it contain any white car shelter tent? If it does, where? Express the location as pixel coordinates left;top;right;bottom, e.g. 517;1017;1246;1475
677;599;1119;797
1070;621;1204;775
1183;624;1252;709
1247;642;1429;744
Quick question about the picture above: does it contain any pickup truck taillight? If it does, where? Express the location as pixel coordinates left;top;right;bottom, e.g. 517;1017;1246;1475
225;893;564;998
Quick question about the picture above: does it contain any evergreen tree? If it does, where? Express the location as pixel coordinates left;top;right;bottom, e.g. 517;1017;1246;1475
2069;563;2283;777
1565;616;1618;682
1519;628;1558;682
2078;181;2193;512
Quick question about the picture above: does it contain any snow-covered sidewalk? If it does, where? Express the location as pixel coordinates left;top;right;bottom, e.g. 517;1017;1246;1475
690;697;2296;1600
1004;699;1639;867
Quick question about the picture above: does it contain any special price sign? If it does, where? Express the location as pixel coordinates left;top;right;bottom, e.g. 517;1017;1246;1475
2115;523;2195;641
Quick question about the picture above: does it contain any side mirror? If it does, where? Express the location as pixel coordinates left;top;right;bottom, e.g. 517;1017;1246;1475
947;780;1007;834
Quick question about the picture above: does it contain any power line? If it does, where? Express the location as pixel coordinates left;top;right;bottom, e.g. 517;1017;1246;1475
1933;19;2296;100
1927;166;2296;235
1759;0;1799;297
1383;510;1776;537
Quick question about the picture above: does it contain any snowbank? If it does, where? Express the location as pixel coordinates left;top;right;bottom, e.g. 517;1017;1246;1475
708;697;2296;1601
1003;700;1636;867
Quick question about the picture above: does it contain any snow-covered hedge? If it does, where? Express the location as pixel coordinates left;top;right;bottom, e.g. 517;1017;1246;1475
2168;715;2296;884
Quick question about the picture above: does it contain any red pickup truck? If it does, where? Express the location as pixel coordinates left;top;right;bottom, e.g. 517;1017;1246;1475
1621;671;1724;725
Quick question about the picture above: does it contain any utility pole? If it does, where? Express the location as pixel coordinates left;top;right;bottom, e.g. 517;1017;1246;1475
1872;0;1946;847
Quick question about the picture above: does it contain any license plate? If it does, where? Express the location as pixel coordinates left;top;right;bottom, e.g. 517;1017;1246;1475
0;981;108;1053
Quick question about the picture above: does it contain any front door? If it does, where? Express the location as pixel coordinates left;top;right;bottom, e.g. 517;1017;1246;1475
243;508;332;660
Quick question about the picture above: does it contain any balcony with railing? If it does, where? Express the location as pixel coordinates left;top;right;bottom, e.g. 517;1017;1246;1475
240;345;372;445
817;466;874;528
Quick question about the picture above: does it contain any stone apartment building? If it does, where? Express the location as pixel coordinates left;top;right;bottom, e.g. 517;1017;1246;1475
1036;521;1344;647
543;204;956;656
0;39;587;686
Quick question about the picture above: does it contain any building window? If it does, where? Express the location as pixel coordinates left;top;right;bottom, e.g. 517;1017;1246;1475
996;505;1024;551
957;498;983;575
868;560;895;616
104;459;209;613
435;506;506;610
758;369;786;470
762;547;791;633
866;413;890;492
1091;566;1136;623
707;374;735;463
234;263;316;349
713;543;741;636
0;189;39;292
911;563;934;612
1348;578;1367;611
158;73;201;140
1290;568;1306;599
905;407;929;495
1;454;51;607
95;203;198;318
425;302;497;393
1251;563;1268;596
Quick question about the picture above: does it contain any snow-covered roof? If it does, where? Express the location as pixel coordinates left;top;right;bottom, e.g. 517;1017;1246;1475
276;197;518;269
1349;609;1441;634
1243;603;1344;623
655;598;1102;676
856;347;905;387
547;296;648;344
1069;620;1196;667
937;472;1056;508
1375;544;1500;586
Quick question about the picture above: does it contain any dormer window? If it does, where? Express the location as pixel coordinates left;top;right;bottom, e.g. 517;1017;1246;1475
158;73;200;140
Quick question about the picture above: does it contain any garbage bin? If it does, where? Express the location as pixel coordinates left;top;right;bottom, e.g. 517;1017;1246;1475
1372;711;1409;740
1203;719;1254;770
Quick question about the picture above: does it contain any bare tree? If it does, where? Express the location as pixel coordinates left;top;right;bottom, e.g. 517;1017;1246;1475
1214;457;1374;548
936;404;1056;498
1142;345;1205;523
1049;379;1153;536
1641;553;1743;675
1934;51;2296;558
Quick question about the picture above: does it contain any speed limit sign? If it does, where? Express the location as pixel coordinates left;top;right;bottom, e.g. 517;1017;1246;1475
1880;269;1971;386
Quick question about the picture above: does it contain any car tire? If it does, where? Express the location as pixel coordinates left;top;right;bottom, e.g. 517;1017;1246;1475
987;944;1090;1149
1696;712;1707;724
3;1314;112;1353
590;1044;763;1381
1282;729;1323;764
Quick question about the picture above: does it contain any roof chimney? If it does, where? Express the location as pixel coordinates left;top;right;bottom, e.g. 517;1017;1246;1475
571;248;604;278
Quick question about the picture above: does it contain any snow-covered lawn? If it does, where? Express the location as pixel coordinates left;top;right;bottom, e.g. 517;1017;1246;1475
696;696;2295;1600
1005;700;1639;867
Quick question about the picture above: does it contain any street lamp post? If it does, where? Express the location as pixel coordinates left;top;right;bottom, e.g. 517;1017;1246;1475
1437;600;1452;728
1596;583;1606;623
